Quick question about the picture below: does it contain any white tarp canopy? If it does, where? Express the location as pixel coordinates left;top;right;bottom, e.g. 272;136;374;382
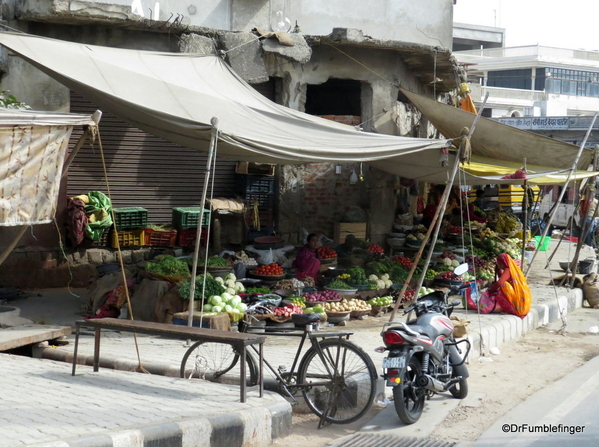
0;32;595;186
0;109;96;225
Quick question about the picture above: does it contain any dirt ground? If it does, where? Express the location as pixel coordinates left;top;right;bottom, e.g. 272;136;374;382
273;307;599;446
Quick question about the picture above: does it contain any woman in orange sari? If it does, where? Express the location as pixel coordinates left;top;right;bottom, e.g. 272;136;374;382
485;253;532;318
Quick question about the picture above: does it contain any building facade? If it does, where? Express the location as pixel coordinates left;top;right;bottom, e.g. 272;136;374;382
0;0;462;286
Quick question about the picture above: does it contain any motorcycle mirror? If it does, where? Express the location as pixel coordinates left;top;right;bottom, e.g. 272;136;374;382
451;300;461;307
453;263;469;276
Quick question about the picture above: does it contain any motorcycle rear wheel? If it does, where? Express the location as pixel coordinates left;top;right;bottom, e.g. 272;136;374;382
448;373;468;399
393;356;425;424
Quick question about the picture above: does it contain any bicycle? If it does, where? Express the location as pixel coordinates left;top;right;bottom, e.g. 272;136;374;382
180;312;378;428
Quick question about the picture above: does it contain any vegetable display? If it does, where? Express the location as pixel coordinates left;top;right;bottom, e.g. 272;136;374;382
214;273;245;294
305;290;342;302
392;256;413;267
367;296;393;306
347;267;368;285
178;273;225;301
367;243;385;254
327;279;353;290
317;246;337;259
253;263;284;276
206;256;228;267
272;303;303;317
146;255;190;277
245;287;271;295
204;292;247;314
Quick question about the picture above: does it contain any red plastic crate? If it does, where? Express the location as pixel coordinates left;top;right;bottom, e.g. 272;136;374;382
144;228;178;247
177;228;208;247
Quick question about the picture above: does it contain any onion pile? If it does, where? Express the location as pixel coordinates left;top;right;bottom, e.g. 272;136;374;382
305;290;342;302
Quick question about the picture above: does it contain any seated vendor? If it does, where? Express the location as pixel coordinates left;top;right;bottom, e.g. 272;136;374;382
335;234;357;257
293;233;321;280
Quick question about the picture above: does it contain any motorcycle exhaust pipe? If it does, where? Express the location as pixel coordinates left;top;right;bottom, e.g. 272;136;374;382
416;374;445;392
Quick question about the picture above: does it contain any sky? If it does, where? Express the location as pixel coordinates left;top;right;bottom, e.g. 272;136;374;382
453;0;599;50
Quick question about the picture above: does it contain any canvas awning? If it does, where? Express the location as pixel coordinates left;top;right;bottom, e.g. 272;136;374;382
0;109;96;226
0;32;594;186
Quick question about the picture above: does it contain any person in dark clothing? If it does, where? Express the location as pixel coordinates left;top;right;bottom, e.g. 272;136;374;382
472;189;486;209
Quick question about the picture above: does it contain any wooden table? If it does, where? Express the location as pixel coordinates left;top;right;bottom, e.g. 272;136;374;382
72;318;265;402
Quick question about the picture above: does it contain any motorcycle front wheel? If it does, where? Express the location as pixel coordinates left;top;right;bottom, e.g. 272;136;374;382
393;356;425;424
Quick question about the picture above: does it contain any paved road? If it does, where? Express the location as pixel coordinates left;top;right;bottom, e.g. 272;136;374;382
470;341;599;447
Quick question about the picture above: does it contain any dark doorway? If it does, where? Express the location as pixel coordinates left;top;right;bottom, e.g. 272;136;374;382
305;79;362;116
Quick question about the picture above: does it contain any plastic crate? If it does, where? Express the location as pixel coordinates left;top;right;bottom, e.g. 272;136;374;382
172;207;211;229
144;228;178;247
91;227;112;247
177;228;208;247
244;191;275;210
236;175;275;195
111;229;145;248
113;207;148;230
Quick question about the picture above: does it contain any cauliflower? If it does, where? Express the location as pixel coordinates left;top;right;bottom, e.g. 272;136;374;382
376;279;386;289
225;288;236;295
381;273;390;281
368;274;379;282
224;273;236;282
451;260;460;267
215;276;225;284
225;279;236;288
234;282;245;293
383;279;393;288
443;258;452;267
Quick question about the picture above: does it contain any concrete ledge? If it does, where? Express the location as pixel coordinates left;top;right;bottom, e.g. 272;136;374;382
34;397;291;447
466;288;583;359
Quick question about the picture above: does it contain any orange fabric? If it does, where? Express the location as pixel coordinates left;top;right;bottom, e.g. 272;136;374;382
460;95;477;114
498;254;532;317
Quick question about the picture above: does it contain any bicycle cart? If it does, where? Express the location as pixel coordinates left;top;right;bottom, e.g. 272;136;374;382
180;316;377;428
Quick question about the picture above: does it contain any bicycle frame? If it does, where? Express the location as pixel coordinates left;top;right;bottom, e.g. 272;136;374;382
246;324;353;402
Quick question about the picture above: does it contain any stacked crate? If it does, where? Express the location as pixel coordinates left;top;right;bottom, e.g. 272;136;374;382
236;174;275;239
172;207;211;247
111;207;148;247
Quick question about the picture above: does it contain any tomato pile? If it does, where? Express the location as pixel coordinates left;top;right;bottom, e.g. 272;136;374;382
392;256;413;266
253;263;284;276
368;243;385;254
317;246;337;259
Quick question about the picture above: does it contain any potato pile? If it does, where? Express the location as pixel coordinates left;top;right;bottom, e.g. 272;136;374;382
322;299;371;313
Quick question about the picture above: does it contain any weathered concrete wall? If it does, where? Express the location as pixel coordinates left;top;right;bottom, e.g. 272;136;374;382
15;0;453;47
266;45;428;244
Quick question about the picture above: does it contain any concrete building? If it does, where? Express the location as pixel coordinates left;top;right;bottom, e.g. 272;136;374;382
0;0;463;287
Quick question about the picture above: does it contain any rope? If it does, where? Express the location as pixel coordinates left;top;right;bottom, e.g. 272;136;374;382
222;35;262;55
96;131;149;374
52;219;80;298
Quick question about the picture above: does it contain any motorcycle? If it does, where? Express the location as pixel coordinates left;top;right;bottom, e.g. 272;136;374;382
377;263;472;424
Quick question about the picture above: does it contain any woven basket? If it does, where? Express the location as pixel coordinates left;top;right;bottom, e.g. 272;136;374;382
350;309;370;318
326;311;351;318
370;305;389;317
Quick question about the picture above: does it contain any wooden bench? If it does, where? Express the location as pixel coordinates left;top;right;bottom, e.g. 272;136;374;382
72;318;265;403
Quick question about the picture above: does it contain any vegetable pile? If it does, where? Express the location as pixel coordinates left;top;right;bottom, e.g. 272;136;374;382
392;256;413;267
317;246;337;259
204;293;247;314
367;296;393;306
146;255;190;277
305;290;342;302
253;263;284;276
178;273;225;301
206;256;228;267
367;243;385;254
347;267;368;286
327;279;353;290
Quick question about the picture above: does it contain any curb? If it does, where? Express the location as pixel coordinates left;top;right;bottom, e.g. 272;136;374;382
466;288;583;359
32;401;291;447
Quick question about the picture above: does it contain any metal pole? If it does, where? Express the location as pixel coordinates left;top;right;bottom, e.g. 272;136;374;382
521;157;528;266
525;113;598;277
187;117;219;328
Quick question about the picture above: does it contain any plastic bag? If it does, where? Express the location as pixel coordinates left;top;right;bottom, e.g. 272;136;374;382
246;245;295;264
259;249;274;265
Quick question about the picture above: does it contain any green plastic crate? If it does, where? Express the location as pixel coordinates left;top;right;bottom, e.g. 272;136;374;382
172;207;211;229
113;207;148;229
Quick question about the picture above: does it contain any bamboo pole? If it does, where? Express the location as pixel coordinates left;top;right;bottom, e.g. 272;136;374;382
521;159;528;266
389;92;489;322
525;113;598;277
187;117;219;329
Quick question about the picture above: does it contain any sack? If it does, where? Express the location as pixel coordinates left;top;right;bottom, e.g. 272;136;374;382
466;289;497;314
